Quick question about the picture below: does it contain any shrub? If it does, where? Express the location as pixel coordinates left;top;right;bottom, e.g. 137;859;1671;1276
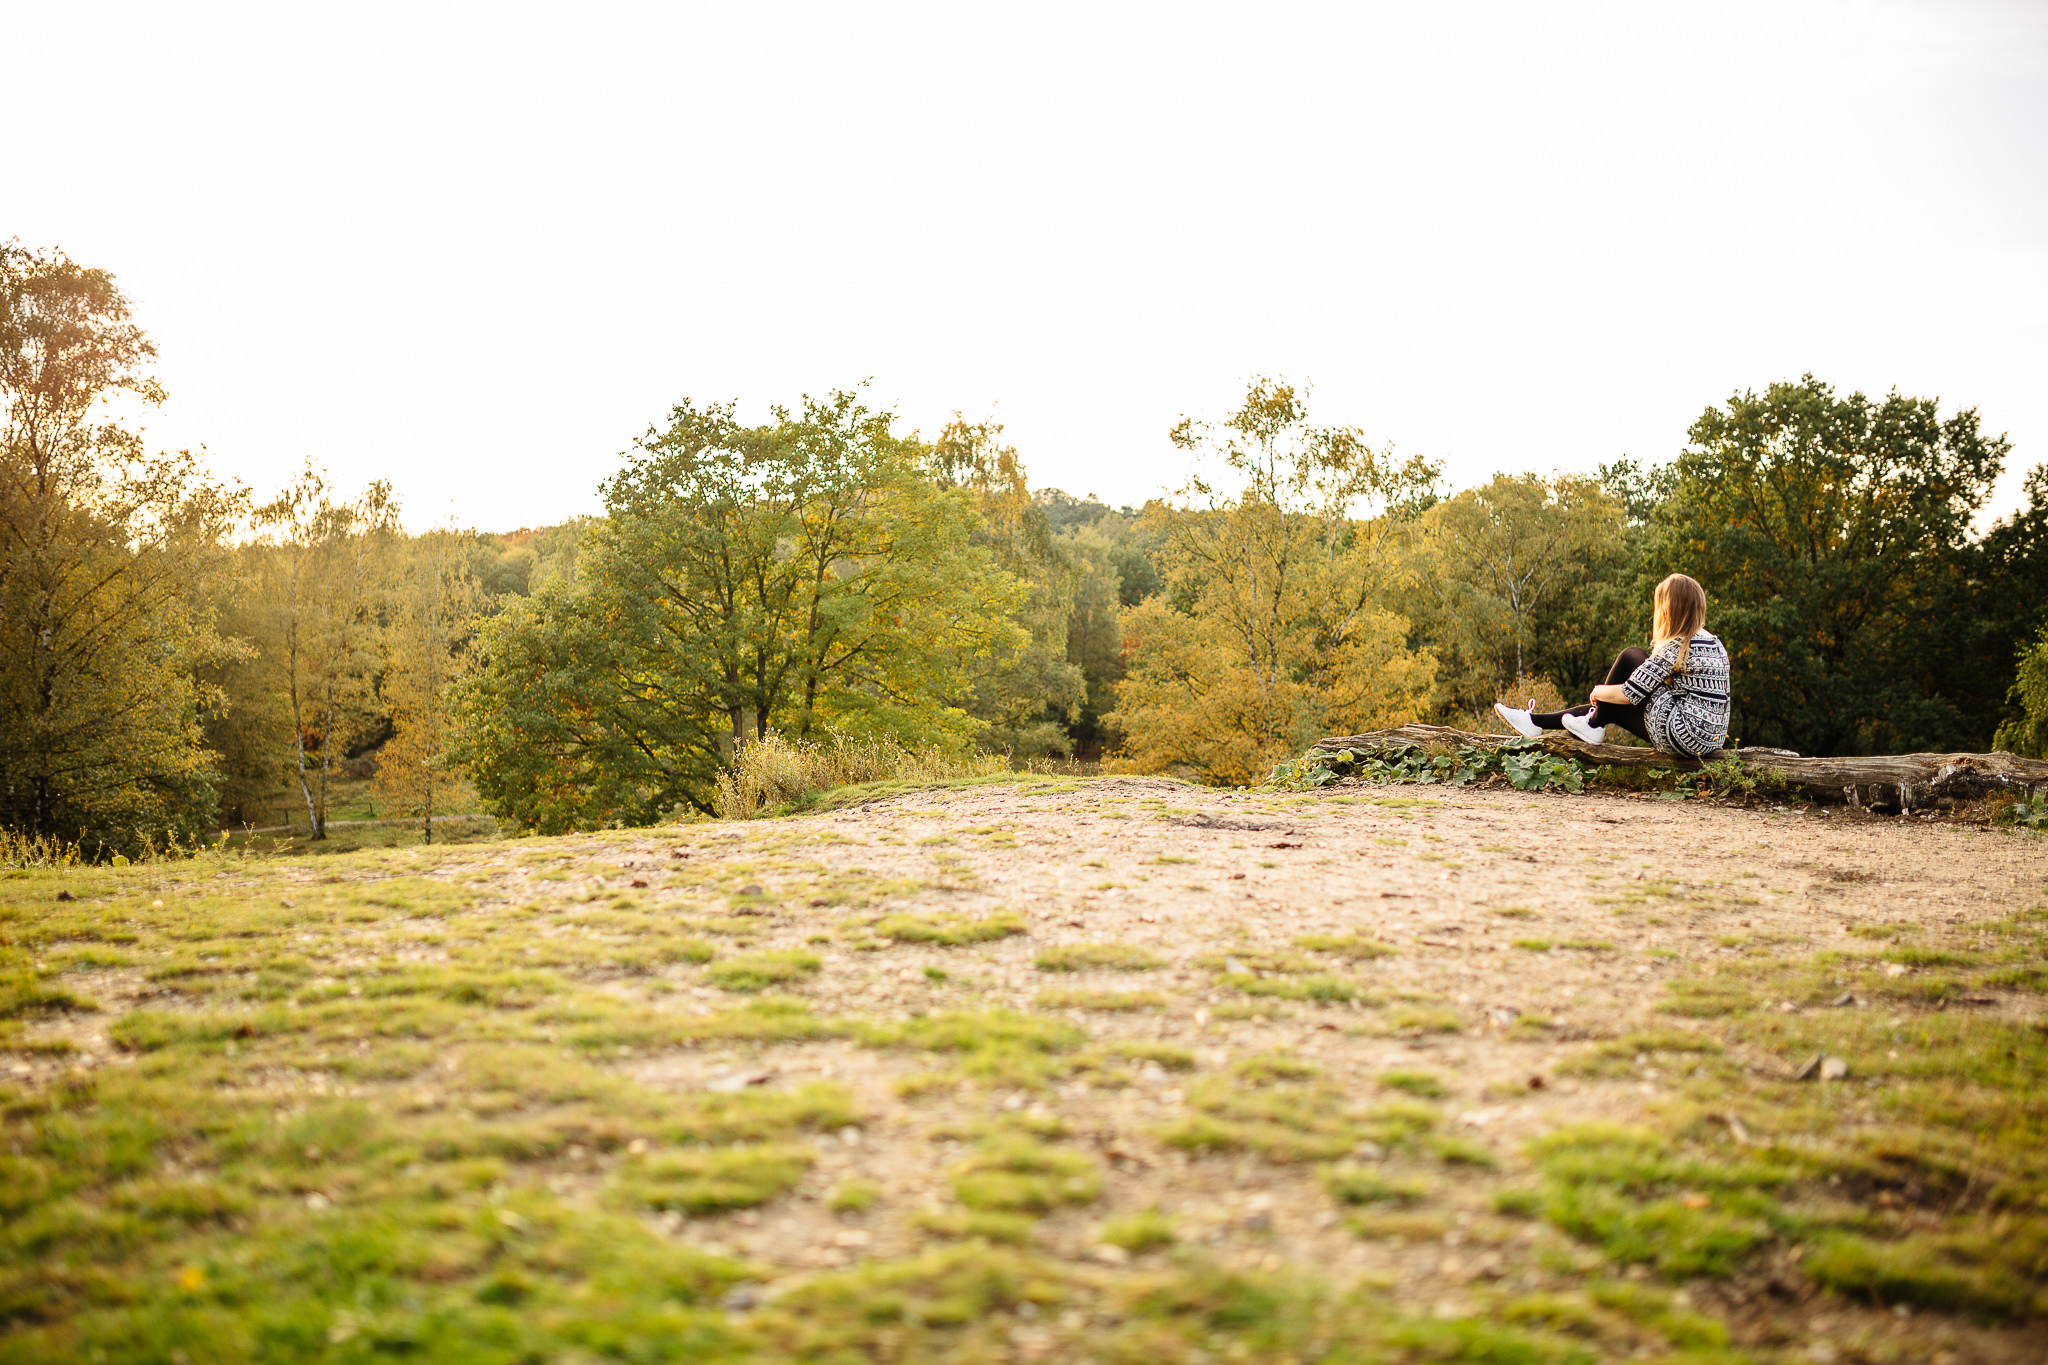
1993;624;2048;758
1270;735;1588;794
0;829;86;869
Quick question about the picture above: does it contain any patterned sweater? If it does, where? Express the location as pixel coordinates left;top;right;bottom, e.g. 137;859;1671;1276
1621;629;1732;757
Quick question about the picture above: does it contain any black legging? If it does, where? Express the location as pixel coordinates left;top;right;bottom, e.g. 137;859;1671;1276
1530;647;1652;744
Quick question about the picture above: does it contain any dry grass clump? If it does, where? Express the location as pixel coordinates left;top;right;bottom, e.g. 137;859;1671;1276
714;730;1008;819
0;829;87;870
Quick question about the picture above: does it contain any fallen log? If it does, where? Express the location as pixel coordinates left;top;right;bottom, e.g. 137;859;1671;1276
1308;724;2048;813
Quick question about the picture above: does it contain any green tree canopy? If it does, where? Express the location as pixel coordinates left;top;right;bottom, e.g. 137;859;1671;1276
452;390;1028;831
1994;622;2048;758
1409;472;1626;711
1661;374;2011;755
0;242;241;854
926;417;1089;759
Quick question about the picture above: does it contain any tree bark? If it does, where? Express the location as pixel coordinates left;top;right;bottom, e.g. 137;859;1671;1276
1309;724;2048;813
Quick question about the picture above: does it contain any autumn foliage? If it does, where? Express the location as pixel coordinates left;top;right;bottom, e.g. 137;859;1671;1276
6;242;2048;852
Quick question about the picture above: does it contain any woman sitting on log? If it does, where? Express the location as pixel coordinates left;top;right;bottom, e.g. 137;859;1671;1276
1494;572;1732;758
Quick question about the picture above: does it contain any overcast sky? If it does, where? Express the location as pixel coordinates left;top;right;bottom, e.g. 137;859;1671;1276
12;1;2046;531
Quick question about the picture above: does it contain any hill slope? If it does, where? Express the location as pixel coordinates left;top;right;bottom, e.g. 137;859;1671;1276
4;776;2045;1362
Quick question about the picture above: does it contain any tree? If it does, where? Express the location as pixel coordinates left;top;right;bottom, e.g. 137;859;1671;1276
1108;378;1440;784
1057;509;1132;761
446;583;666;834
1407;473;1626;713
1662;375;2010;755
452;390;1028;831
0;242;242;854
1421;474;1623;683
928;417;1088;758
376;524;483;842
1993;623;2048;758
199;543;300;828
1977;462;2048;743
252;463;400;838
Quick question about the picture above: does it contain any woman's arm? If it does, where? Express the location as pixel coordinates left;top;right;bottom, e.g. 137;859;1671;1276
1619;640;1681;705
1589;682;1632;705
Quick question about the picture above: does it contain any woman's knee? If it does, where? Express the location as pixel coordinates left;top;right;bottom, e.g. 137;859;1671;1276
1606;646;1649;686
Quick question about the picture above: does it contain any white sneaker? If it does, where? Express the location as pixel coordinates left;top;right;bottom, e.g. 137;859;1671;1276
1493;701;1541;738
1561;712;1607;744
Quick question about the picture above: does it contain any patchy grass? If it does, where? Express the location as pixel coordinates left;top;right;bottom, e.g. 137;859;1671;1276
568;996;847;1050
1530;1123;1793;1278
1105;1041;1196;1072
1658;976;1756;1017
871;909;1027;946
1223;972;1362;1004
860;1009;1088;1090
1518;911;2048;1323
2;788;2041;1362
0;971;97;1018
1033;942;1163;972
1514;938;1616;954
1293;932;1397;960
1034;987;1168;1012
1158;1055;1438;1164
1559;1029;1725;1079
1383;1004;1464;1034
705;949;822;992
1378;1069;1449;1099
616;1143;815;1213
828;1178;881;1212
1098;1208;1178;1253
1324;1166;1430;1206
949;1132;1102;1213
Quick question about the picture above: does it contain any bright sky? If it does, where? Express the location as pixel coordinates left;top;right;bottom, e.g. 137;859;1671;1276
13;1;2046;532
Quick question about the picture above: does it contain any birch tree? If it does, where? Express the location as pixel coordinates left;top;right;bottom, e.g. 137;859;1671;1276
252;463;399;838
376;523;482;842
1406;472;1625;711
1107;378;1440;783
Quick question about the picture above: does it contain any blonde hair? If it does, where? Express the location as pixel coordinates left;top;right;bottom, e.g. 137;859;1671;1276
1651;573;1707;673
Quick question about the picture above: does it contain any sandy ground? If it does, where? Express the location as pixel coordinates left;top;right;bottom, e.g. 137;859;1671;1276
574;778;2047;1349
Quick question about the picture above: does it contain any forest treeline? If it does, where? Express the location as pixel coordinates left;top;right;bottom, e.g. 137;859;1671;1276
7;243;2048;855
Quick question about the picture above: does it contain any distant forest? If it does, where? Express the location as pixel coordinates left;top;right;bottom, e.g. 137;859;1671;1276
7;241;2048;855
